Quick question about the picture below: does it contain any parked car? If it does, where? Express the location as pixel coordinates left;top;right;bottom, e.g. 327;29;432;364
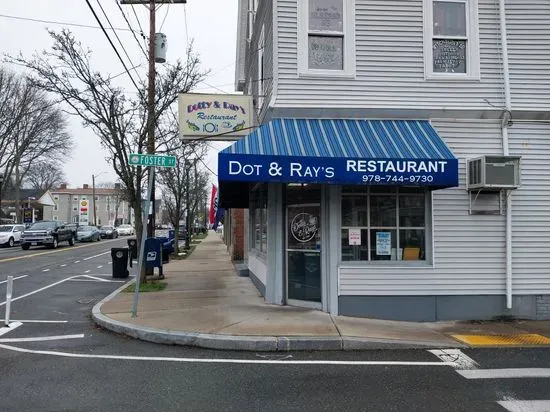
116;224;135;236
21;221;75;250
99;225;118;239
65;223;79;239
76;225;101;242
0;224;26;247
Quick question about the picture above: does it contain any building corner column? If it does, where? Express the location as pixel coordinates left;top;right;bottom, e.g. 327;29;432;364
266;183;284;305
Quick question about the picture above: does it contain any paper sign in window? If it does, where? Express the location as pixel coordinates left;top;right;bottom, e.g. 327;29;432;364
376;232;391;255
348;228;361;245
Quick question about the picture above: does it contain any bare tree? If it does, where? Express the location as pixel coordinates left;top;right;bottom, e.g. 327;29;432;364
25;162;66;192
8;30;208;260
0;68;73;218
157;140;207;254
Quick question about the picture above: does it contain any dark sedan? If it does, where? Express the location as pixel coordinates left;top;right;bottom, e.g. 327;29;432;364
99;225;118;239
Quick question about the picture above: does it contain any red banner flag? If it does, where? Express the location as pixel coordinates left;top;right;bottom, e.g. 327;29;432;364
209;184;218;226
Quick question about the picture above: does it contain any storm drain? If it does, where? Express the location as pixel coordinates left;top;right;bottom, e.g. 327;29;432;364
452;333;550;346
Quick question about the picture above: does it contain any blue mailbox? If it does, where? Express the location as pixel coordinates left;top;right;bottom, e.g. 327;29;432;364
168;229;175;241
144;238;162;269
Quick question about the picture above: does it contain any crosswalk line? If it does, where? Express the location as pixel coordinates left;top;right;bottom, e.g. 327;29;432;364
498;400;550;412
457;368;550;379
428;349;479;369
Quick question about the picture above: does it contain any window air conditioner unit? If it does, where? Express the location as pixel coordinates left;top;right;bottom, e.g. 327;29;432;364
467;155;521;190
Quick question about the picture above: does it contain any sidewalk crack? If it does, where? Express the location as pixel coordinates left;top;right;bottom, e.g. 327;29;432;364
329;315;343;338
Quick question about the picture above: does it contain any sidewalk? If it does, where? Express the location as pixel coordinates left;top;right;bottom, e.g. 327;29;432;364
93;232;550;351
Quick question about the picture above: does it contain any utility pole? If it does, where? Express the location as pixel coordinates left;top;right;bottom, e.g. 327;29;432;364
120;0;187;241
185;161;190;249
92;174;97;226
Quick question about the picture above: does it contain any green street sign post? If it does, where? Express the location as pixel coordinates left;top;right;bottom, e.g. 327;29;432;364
129;153;176;168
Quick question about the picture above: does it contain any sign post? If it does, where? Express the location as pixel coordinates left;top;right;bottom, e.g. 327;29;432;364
130;153;175;318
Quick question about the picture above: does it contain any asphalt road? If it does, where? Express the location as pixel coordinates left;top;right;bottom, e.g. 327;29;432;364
0;241;549;412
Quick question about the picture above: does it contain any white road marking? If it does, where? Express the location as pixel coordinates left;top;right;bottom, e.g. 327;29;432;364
97;265;103;269
0;333;85;343
0;277;75;307
458;368;550;379
0;275;27;285
0;322;23;336
60;264;67;267
12;320;68;324
498;400;550;412
83;251;111;261
42;269;50;272
84;270;90;273
428;349;479;370
0;343;459;365
74;260;80;263
68;279;125;283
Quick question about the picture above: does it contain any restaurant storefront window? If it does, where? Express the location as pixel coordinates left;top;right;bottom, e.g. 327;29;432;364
341;186;427;262
251;186;268;253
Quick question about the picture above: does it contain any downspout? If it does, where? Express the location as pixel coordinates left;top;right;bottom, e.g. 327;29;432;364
498;0;513;309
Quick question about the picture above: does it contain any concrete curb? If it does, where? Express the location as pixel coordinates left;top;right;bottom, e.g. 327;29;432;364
92;282;463;351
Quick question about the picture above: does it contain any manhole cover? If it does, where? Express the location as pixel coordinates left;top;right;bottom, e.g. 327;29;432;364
76;297;98;304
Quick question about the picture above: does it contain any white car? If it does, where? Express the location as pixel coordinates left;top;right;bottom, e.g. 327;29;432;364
0;224;26;247
116;224;135;236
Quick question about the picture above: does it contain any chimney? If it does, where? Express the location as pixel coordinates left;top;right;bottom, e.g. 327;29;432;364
59;183;67;190
83;184;89;189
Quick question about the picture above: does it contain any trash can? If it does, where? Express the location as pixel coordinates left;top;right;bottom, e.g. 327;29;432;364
111;248;129;278
127;238;138;260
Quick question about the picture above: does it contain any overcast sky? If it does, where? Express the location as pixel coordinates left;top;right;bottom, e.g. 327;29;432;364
0;0;234;189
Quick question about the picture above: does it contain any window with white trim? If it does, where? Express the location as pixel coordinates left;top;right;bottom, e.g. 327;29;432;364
424;0;480;79
341;187;430;262
298;0;355;77
250;186;267;254
257;25;265;110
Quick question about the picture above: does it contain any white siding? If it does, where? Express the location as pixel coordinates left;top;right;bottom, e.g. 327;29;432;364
507;0;550;110
275;0;504;111
509;123;550;294
248;252;267;285
244;1;274;121
339;119;507;295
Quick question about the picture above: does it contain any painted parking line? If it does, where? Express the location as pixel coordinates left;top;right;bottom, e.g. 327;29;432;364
0;277;76;307
0;343;460;366
498;400;550;412
12;320;68;324
0;322;23;337
83;251;111;261
429;349;479;369
0;275;27;285
457;368;550;379
0;239;121;263
0;333;85;343
42;269;50;272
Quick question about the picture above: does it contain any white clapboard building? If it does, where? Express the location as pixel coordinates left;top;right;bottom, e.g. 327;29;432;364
216;0;550;321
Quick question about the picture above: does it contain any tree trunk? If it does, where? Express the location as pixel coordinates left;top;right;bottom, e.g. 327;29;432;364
15;162;21;222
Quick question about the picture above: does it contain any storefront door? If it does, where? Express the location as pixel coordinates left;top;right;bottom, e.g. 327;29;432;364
286;203;322;308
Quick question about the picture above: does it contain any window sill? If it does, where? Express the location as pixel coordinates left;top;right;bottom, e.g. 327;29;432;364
339;261;433;269
298;70;356;80
424;73;481;82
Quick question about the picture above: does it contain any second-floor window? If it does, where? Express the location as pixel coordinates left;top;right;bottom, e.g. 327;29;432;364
424;0;480;79
298;0;355;77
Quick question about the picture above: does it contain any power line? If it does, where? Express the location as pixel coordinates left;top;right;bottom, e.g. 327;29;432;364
130;4;148;50
159;2;171;32
84;0;141;94
115;0;148;58
0;13;135;32
95;0;143;83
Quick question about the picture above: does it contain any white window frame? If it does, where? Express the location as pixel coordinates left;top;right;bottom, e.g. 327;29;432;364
424;0;480;80
257;25;265;110
297;0;356;78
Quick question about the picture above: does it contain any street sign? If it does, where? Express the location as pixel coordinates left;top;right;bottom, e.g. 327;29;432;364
129;153;176;168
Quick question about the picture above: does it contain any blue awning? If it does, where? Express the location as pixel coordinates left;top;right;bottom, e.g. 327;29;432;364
218;118;458;189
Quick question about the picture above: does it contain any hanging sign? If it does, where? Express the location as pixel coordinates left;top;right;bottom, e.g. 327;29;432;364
348;228;361;245
178;93;253;141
